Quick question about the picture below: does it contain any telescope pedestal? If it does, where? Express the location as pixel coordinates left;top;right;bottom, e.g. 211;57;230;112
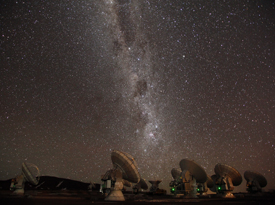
11;175;25;195
105;181;125;201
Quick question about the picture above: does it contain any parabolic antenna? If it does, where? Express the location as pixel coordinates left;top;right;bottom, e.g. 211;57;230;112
149;180;165;194
103;150;141;201
11;162;40;195
169;168;182;195
137;178;148;190
196;175;215;196
111;150;140;183
133;177;148;194
149;180;162;186
214;163;242;186
244;170;267;188
171;168;182;180
22;162;40;185
175;159;207;198
180;159;207;183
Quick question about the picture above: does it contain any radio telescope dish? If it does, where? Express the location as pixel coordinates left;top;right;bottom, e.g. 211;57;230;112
148;180;166;194
244;171;267;188
103;150;141;201
138;178;148;190
169;168;183;195
244;170;267;193
213;163;242;198
197;175;214;196
133;178;148;194
10;162;40;195
111;150;140;183
180;159;207;183
22;162;40;185
122;179;132;187
176;159;207;198
171;168;182;180
215;163;242;186
149;179;162;192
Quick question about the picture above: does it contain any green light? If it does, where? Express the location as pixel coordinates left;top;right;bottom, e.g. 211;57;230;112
171;187;175;193
197;188;200;191
218;186;221;190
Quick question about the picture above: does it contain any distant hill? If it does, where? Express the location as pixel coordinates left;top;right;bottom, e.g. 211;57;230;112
0;176;100;191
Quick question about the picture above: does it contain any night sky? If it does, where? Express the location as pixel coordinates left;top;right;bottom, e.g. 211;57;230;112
1;0;274;192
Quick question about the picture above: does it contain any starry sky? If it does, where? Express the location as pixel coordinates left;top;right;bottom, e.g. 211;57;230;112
1;0;274;192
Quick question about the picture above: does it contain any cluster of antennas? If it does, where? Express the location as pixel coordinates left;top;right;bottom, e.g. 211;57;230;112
10;151;267;201
169;159;267;198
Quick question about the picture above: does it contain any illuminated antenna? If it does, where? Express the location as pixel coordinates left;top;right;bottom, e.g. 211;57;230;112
179;159;208;198
212;163;242;198
244;170;267;194
102;150;140;201
10;162;40;195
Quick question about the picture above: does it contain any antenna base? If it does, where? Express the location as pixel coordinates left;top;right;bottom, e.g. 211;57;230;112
105;182;125;201
11;174;25;195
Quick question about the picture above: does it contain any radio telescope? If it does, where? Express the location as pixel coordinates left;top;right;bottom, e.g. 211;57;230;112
171;168;182;180
197;175;214;196
101;150;140;201
169;168;182;194
180;159;207;198
169;159;207;198
10;162;40;195
133;178;148;194
212;163;242;198
244;170;267;193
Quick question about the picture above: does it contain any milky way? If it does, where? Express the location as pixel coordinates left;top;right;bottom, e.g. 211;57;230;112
100;0;169;162
1;0;275;192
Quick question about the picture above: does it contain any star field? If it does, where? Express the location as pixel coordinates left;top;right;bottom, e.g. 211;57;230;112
1;0;275;192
